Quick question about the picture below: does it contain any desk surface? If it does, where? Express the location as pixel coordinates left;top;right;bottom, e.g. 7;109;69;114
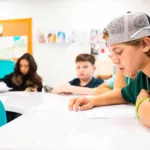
0;92;150;150
0;92;76;114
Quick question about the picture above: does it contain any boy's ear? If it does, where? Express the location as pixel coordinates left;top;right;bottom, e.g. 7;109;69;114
142;37;150;53
93;65;96;70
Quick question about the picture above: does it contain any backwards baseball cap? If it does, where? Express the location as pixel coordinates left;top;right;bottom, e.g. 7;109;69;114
104;12;150;46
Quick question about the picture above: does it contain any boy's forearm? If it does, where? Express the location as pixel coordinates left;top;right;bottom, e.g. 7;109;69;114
52;85;94;95
51;83;71;94
114;71;126;89
92;89;127;107
68;86;94;95
51;87;63;94
93;87;112;95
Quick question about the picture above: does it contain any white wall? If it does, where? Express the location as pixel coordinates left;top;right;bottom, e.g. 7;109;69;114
0;0;149;86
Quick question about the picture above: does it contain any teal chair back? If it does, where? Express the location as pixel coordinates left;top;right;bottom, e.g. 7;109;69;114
0;60;15;78
0;101;7;126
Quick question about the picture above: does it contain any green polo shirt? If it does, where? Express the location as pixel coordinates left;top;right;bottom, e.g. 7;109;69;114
121;71;149;104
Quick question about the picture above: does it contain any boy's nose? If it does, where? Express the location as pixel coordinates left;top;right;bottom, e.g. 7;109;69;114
113;59;120;64
111;55;120;64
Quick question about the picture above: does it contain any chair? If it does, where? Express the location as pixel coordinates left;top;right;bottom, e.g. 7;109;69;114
0;101;7;126
95;74;113;80
0;60;15;78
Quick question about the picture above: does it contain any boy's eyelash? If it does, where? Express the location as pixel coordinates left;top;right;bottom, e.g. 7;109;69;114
116;50;123;54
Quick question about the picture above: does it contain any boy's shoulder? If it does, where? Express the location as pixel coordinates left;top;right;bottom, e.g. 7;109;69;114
91;77;104;84
86;77;104;88
69;77;104;87
121;71;146;104
69;78;80;86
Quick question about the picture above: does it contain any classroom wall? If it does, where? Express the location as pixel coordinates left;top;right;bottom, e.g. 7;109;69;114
0;0;149;86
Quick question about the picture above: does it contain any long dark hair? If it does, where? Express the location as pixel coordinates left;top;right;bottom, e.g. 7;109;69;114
12;53;42;87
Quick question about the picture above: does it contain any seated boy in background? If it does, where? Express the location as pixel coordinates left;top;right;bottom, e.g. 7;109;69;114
51;53;104;94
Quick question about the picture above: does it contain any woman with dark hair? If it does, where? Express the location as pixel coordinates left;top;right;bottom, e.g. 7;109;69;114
0;53;43;92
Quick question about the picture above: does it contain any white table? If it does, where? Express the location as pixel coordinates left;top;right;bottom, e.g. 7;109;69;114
0;92;76;114
0;92;150;150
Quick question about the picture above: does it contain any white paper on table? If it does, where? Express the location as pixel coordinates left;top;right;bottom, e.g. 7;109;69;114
31;94;75;110
85;104;136;119
31;94;136;119
0;82;12;92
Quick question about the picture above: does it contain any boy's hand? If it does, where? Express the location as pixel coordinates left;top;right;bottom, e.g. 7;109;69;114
31;88;37;92
25;87;38;92
52;83;71;93
68;96;94;111
63;92;72;95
